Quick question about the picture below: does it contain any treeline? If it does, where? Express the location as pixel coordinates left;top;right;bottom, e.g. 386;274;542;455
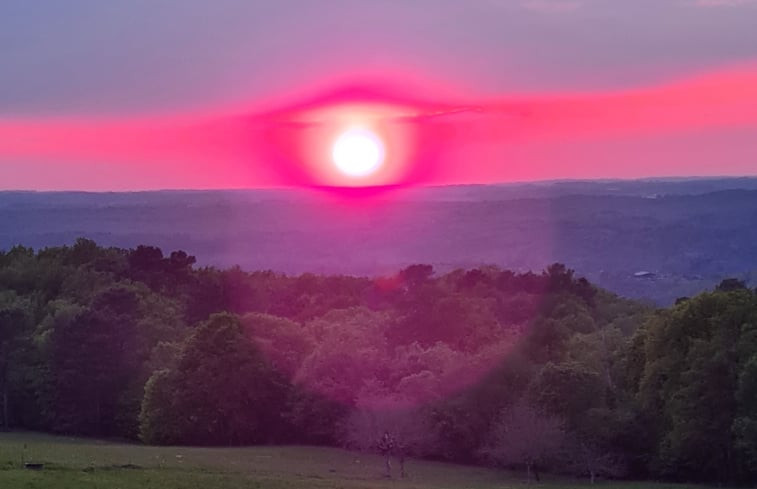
0;239;755;484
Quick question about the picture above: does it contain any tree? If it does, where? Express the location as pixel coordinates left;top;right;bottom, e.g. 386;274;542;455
49;283;183;437
716;278;747;292
0;293;32;430
632;288;757;483
526;361;632;482
51;286;145;436
481;400;565;482
342;395;430;478
242;312;312;378
140;313;289;445
295;308;390;405
529;362;605;429
564;434;624;484
733;354;757;479
399;264;434;287
281;386;346;445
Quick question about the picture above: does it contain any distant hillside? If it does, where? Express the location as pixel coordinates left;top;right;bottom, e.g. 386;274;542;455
2;178;757;304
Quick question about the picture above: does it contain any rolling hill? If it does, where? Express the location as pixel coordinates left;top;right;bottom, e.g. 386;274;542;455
2;178;756;304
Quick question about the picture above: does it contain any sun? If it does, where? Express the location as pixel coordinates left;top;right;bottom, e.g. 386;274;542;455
331;127;385;178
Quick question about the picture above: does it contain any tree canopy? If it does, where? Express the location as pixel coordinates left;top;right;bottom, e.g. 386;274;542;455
1;239;754;484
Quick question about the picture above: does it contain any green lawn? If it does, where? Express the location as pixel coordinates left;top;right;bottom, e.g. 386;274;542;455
0;432;696;489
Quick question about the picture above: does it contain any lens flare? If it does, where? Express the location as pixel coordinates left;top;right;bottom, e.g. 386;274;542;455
331;127;385;178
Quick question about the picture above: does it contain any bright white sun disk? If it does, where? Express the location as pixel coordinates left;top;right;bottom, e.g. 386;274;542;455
332;128;385;178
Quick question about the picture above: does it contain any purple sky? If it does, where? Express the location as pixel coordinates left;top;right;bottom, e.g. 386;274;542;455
4;0;757;114
1;0;757;189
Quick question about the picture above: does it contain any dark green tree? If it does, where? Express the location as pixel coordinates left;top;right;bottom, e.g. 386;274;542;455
140;313;289;445
0;293;33;430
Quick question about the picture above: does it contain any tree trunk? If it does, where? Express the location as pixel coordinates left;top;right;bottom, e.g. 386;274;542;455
384;455;392;478
533;464;541;482
399;453;406;478
95;396;101;435
599;326;615;390
2;384;8;431
526;462;532;483
590;470;596;484
0;361;8;431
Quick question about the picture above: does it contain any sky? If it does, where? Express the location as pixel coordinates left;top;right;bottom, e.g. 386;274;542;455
1;0;757;190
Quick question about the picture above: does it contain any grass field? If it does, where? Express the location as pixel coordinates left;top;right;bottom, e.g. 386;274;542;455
0;432;699;489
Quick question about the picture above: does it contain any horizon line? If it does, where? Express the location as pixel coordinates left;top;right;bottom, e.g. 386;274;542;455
2;174;757;194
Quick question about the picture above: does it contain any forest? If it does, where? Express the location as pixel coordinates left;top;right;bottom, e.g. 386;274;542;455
0;239;756;485
4;184;757;306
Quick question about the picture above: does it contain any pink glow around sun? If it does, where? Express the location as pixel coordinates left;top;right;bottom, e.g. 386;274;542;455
1;65;757;191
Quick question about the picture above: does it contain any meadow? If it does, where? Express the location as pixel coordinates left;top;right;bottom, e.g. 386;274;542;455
0;432;700;489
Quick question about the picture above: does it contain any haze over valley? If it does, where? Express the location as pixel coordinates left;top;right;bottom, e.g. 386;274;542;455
3;177;756;305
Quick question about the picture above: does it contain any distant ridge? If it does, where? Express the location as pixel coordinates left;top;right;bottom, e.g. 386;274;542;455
2;178;756;304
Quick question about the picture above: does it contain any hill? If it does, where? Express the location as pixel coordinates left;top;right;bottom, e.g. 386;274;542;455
2;178;757;304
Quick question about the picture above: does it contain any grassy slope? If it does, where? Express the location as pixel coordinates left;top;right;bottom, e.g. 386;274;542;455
0;432;697;489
